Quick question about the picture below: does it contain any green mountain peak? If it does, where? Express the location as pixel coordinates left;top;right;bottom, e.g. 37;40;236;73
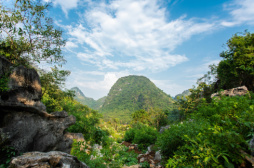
100;75;175;122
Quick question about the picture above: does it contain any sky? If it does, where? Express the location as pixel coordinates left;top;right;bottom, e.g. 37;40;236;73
4;0;254;100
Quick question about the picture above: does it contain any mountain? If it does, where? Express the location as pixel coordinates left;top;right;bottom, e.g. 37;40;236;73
71;87;105;110
174;89;191;100
100;75;175;122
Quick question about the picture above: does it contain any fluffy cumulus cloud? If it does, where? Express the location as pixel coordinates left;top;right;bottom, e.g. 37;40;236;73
66;70;129;99
64;0;214;72
222;0;254;26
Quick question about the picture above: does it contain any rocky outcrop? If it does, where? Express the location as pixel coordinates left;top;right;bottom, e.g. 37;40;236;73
0;56;82;154
0;56;46;112
9;151;89;168
211;86;249;98
0;110;77;154
159;125;170;133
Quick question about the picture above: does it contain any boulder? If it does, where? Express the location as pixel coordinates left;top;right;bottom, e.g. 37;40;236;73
211;86;249;98
9;151;89;168
154;151;161;161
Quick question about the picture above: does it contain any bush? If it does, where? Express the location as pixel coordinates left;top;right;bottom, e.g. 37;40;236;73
71;140;138;168
124;123;158;150
157;120;209;158
158;94;254;167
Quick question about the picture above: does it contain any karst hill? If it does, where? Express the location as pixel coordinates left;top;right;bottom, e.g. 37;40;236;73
99;75;175;122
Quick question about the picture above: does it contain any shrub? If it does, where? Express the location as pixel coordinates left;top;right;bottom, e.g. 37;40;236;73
124;123;158;150
158;94;254;167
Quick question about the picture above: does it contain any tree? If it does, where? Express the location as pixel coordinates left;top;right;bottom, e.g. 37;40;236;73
131;109;150;124
217;31;254;91
0;0;66;66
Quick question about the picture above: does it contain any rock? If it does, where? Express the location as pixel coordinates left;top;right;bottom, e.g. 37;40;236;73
0;110;77;154
0;56;46;112
154;151;161;161
250;136;254;156
140;157;145;163
159;125;170;133
0;56;82;154
9;151;89;168
57;132;85;153
211;86;249;98
93;144;103;150
147;144;155;153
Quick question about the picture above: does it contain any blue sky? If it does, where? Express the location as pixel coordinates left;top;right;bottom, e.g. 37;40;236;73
4;0;254;99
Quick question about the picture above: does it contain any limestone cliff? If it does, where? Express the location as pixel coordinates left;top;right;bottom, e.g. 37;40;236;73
0;56;83;157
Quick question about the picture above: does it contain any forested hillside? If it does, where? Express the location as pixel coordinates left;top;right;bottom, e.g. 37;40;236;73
71;87;106;110
174;89;191;100
100;75;175;122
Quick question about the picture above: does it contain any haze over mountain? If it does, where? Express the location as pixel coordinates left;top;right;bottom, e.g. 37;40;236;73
99;75;175;122
174;89;191;100
71;87;106;110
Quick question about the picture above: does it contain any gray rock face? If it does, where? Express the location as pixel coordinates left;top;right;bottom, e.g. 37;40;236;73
0;56;83;154
211;86;249;98
0;56;46;112
0;110;76;153
9;151;89;168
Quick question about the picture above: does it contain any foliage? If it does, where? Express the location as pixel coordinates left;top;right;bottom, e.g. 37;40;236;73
131;109;150;124
140;161;150;168
0;0;65;67
40;66;72;113
71;87;106;110
0;75;9;92
0;133;17;167
100;75;175;123
71;140;138;168
131;109;169;130
124;123;158;150
157;120;209;159
158;94;254;167
216;31;254;91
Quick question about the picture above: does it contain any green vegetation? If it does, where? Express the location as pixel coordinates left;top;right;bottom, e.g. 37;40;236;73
71;140;138;168
1;0;254;167
0;133;17;168
158;94;254;168
71;87;106;110
155;31;254;167
124;123;158;150
174;89;191;100
0;0;66;67
217;31;254;91
100;75;175;123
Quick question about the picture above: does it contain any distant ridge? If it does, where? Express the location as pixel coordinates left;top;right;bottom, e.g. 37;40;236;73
100;75;175;122
71;87;105;110
174;89;191;100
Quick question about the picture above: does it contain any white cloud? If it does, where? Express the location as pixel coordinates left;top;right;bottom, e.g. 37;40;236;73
65;41;78;50
66;70;129;99
222;0;254;26
43;0;80;16
64;0;214;72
